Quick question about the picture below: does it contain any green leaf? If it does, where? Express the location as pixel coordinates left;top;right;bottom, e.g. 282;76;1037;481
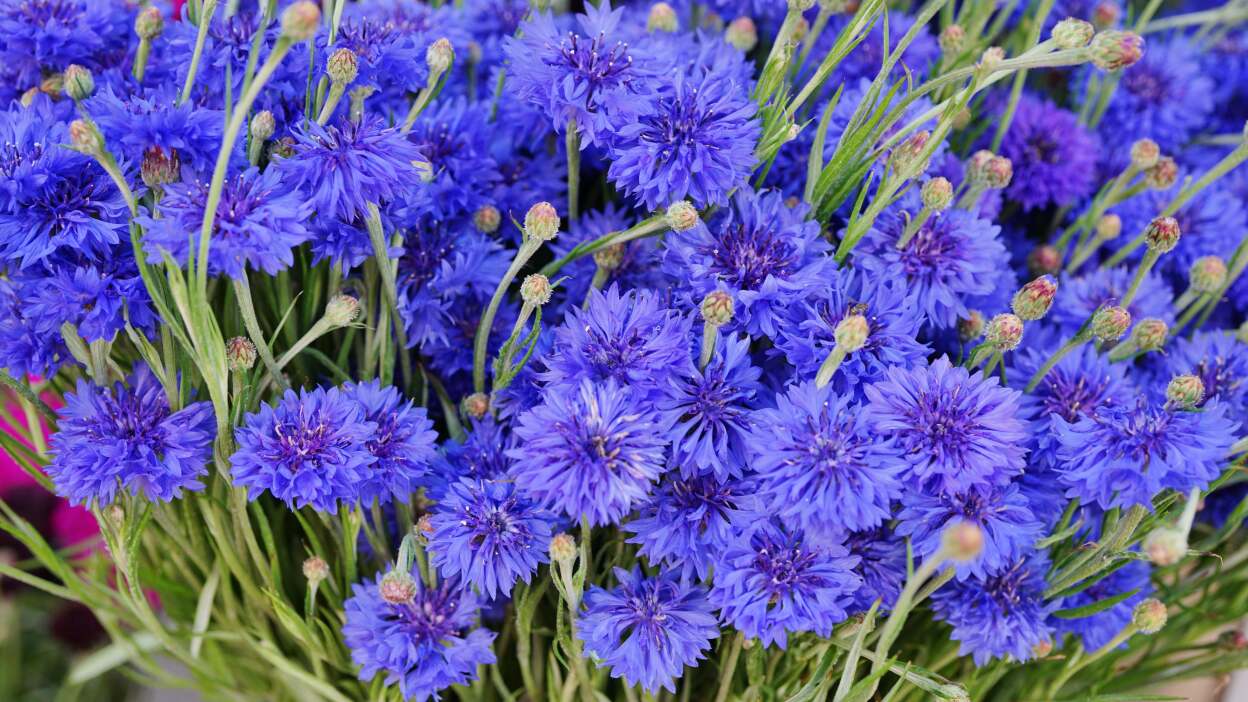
1051;588;1140;619
67;632;162;686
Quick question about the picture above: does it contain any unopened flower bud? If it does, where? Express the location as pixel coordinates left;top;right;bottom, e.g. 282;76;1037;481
520;273;552;306
269;137;296;160
942;521;984;562
426;38;454;76
1090;30;1144;72
647;2;679;32
1052;18;1094;49
1132;318;1168;351
979;46;1005;71
1096;213;1121;240
921;177;953;211
701;291;734;327
1166;374;1204;409
1130;138;1160;170
474;204;501;234
1012;276;1058;321
68;119;102;155
1218;630;1248;651
302;556;329;585
227;336;258;372
1032;639;1054;658
1132;598;1167;634
1144;215;1180;253
549;533;577;568
379;570;417;605
40;73;64;99
791;16;810;42
1091;305;1131;342
984;156;1013;189
666;201;700;231
1092;0;1120;29
524;201;559;242
952;107;973;130
1188;256;1226;293
134;5;164;40
63;64;94;101
416;514;434;536
788;0;814;11
958;311;985;342
1145;156;1177;190
250;110;276;141
939;25;964;55
325;294;361;327
985;313;1024;351
1028;245;1062;276
141;145;180;187
888;130;931;178
587;246;621;275
327;48;359;85
834;314;870;353
280;1;321;42
725;16;757;52
967;150;994;184
462;392;490;420
1143;527;1187;567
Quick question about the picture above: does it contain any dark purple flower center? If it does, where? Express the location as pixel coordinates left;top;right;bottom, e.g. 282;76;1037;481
752;539;819;600
95;394;166;445
1041;370;1113;422
549;32;634;110
34;172;112;235
392;585;461;644
982;559;1030;612
400;221;456;293
12;0;81;25
209;176;273;237
905;389;976;460
805;413;870;478
272;418;341;470
624;586;673;645
464;497;530;549
668;477;738;526
711;223;798;290
1121;67;1169;104
0;141;45;177
1025;134;1059;165
638;87;711;160
898;219;960;277
338;19;396;65
1193;359;1240;406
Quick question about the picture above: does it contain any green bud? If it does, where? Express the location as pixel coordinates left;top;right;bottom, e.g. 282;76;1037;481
1091;305;1131;342
280;1;321;42
1052;17;1094;49
700;290;734;327
834;314;870;353
1089;30;1144;72
523;201;560;242
1165;374;1204;409
520;273;552;306
63;64;94;101
327;48;359;85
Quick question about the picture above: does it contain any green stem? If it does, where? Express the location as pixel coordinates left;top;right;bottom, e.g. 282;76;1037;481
179;0;220;105
990;0;1055;150
815;346;848;389
474;239;543;393
232;277;288;392
566;118;581;223
699;321;719;371
1025;331;1088;393
315;82;346;125
712;633;744;702
1121;250;1160;308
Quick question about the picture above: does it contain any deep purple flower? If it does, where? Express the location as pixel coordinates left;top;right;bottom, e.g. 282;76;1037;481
931;554;1055;666
625;473;759;580
47;365;214;507
0;0;126;86
406;98;501;221
508;379;669;526
580;567;719;693
343;571;496;701
710;520;861;648
428;478;554;598
864;357;1029;495
845;528;907;613
87;87;226;179
995;94;1098;211
231;386;378;512
24;256;158;342
341;381;438;504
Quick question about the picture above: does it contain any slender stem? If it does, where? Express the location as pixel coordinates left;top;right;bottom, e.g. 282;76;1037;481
871;551;948;682
1025;332;1088;393
712;633;744;702
315;82;346;125
990;0;1055;151
896;207;933;250
474;239;542;393
699;321;719;372
815;347;848;389
179;0;220;105
275;319;335;369
400;85;437;134
232;277;289;391
566;118;581;223
1121;250;1160;308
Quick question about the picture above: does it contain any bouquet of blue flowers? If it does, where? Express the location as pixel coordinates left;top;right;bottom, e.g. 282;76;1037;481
3;0;1248;699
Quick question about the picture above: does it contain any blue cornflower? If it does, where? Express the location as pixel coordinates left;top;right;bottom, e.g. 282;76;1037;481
428;478;554;599
749;381;906;535
607;65;758;211
1092;36;1213;167
1162;331;1248;427
547;204;663;314
0;0;126;86
931;554;1056;666
896;483;1043;580
663;188;832;338
87;87;226;179
138;167;311;280
773;268;929;393
994;94;1099;211
407;98;500;221
0;277;66;377
657;333;760;480
1046;267;1173;341
711;520;861;648
625;473;759;580
858;193;1010;329
844;528;906;613
540;285;693;403
308;216;377;273
231;386;379;512
278;116;427;222
504;3;662;147
341;381;438;504
864;357;1029;496
1054;398;1239;510
47;365;215;507
25;256;158;342
424;416;512;501
1056;559;1151;650
322;11;430;102
343;570;496;702
508;379;669;526
580;567;719;694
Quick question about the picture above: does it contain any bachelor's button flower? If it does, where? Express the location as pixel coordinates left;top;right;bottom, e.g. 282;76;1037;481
138;167;312;280
0;276;66;377
231;386;379;512
993;94;1099;211
424;415;512;501
863;357;1029;495
23;256;158;343
844;527;907;613
341;380;438;504
428;478;555;599
47;365;215;507
931;553;1056;666
749;381;907;536
0;0;126;87
508;379;670;526
343;570;496;702
406;98;501;221
710;520;861;648
580;566;720;694
1161;331;1248;428
86;87;226;179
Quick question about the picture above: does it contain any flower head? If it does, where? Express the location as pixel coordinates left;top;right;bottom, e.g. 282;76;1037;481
580;567;720;693
896;483;1043;580
844;528;907;613
47;365;215;507
343;571;496;702
508;379;669;526
1161;331;1248;427
864;357;1029;495
425;416;512;500
341;381;438;504
994;94;1098;211
429;478;555;599
710;521;861;648
625;473;759;580
931;554;1055;666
